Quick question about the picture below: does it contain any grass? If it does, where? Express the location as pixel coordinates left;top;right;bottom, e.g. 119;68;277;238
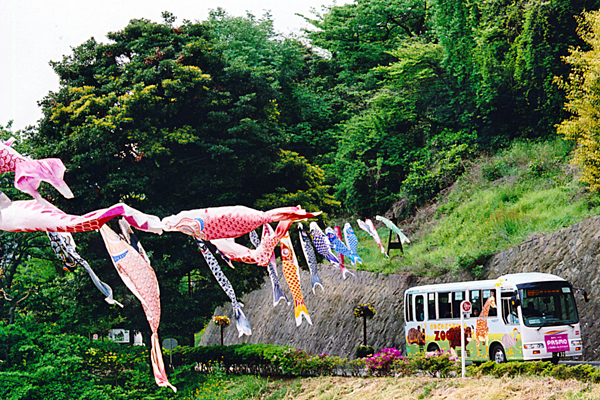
344;138;600;276
181;374;600;399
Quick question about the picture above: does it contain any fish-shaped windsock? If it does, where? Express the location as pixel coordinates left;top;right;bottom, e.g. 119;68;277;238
308;222;340;267
162;205;320;240
376;215;410;244
0;192;163;234
325;227;362;265
280;232;312;326
194;238;252;337
47;231;123;307
343;223;359;255
99;221;176;392
298;223;323;294
0;137;74;202
211;220;293;266
334;225;345;267
250;227;289;306
357;219;388;257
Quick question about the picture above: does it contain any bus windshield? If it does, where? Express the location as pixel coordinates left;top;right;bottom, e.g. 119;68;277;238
518;281;578;327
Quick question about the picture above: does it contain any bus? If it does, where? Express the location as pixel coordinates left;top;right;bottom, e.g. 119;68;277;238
404;273;584;363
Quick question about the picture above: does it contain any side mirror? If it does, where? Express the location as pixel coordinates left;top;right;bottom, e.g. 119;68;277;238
584;290;590;303
510;296;521;308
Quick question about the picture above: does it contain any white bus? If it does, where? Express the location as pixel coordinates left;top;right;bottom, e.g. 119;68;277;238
404;273;584;363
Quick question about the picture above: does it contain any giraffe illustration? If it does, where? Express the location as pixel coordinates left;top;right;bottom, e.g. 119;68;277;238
474;294;497;357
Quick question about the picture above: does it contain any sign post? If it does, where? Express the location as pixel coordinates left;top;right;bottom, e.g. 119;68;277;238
460;300;472;378
162;338;178;367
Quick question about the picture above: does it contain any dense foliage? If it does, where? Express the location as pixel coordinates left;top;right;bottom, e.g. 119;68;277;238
5;2;600;394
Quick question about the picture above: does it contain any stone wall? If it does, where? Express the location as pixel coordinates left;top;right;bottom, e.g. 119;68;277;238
200;216;600;360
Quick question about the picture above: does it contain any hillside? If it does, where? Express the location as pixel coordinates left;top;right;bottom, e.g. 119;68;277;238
340;138;600;277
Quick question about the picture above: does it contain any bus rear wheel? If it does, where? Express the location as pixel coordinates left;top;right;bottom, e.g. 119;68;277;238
491;344;506;364
427;343;440;352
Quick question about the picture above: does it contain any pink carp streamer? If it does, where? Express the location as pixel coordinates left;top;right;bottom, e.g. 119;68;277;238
280;232;311;326
99;221;176;392
211;220;293;266
357;219;388;257
161;205;320;240
0;192;162;234
0;137;73;201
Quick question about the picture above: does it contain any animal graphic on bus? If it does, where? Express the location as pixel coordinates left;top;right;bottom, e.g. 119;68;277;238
406;325;426;346
447;325;473;356
474;294;497;357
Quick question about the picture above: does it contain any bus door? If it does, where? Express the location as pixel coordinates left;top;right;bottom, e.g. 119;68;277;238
500;290;523;360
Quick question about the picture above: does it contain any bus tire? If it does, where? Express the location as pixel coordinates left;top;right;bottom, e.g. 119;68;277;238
491;344;506;364
427;343;440;352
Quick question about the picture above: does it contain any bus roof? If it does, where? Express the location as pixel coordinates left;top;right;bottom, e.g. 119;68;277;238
405;272;566;295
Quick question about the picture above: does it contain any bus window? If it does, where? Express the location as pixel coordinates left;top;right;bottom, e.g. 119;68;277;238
452;291;465;318
502;298;519;324
415;295;425;321
470;290;482;317
406;294;413;322
427;293;437;320
482;289;498;317
438;292;452;319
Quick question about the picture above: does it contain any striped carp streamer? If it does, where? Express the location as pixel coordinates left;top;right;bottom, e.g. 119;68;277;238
308;222;340;267
249;227;290;306
100;220;176;392
47;231;123;307
297;223;323;294
194;238;252;337
375;215;410;244
357;219;388;257
280;232;312;326
0;137;73;202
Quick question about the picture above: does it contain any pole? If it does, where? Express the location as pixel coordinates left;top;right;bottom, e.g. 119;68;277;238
363;315;367;346
220;325;224;346
461;311;466;378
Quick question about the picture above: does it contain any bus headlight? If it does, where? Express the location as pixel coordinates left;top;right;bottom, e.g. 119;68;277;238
524;343;544;349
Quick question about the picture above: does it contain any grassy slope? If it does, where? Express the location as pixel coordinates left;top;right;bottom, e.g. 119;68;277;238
342;138;600;276
184;374;600;399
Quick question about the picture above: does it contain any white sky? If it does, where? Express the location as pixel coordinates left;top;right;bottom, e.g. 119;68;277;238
1;0;345;132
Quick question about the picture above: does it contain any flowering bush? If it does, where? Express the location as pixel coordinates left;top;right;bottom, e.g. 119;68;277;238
365;347;405;376
354;303;376;319
408;350;459;377
213;316;230;326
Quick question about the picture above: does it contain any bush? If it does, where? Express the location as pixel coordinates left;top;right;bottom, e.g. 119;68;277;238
365;347;405;376
408;350;459;377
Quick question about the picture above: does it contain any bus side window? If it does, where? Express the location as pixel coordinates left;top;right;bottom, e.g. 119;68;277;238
482;289;498;317
406;294;413;322
452;291;465;318
470;290;482;317
428;293;437;320
415;295;425;321
438;292;452;319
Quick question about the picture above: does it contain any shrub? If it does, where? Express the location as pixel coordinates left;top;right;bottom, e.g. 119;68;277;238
365;347;405;376
408;350;459;377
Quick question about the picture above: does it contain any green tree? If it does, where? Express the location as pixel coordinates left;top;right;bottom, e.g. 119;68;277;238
556;10;600;192
26;15;327;345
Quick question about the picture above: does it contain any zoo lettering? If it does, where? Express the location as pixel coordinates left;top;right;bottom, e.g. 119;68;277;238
434;329;461;341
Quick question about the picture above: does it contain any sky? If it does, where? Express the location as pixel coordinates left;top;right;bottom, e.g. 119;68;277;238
1;0;345;132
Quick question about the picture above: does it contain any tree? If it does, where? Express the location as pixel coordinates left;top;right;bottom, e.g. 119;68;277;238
26;16;329;345
556;10;600;192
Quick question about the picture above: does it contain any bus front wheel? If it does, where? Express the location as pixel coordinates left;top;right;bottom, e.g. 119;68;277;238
491;344;506;364
427;343;440;352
